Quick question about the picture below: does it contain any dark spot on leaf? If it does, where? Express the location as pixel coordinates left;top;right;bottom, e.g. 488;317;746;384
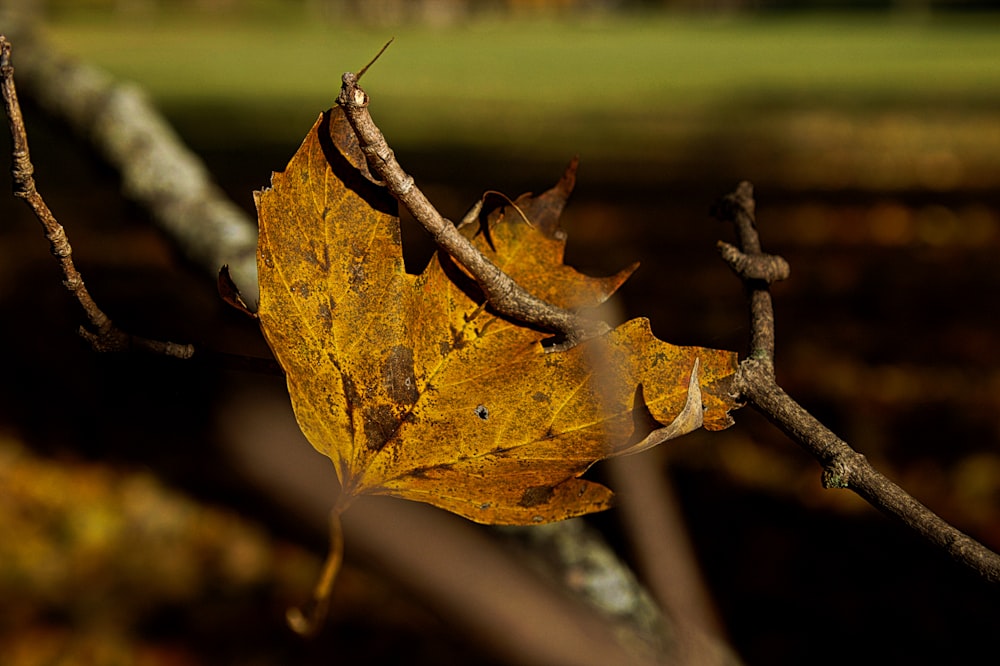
363;403;396;451
325;392;341;419
543;353;564;368
532;392;549;403
651;351;670;368
305;243;330;272
317;302;332;328
383;345;419;405
450;325;469;351
348;262;366;290
474;404;489;420
405;463;451;479
341;372;358;400
519;485;555;508
339;371;360;422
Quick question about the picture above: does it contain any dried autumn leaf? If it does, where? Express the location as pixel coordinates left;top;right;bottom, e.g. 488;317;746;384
256;107;739;526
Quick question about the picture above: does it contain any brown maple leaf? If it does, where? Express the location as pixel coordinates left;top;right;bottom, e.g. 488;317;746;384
255;107;739;526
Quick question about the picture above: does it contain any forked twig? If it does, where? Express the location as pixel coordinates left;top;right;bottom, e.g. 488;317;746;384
1;36;193;358
713;180;1000;584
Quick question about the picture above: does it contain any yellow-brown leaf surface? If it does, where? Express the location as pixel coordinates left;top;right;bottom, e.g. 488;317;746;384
256;108;739;525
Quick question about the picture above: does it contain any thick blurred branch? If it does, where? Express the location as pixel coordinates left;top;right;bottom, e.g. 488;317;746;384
714;181;1000;584
607;451;733;665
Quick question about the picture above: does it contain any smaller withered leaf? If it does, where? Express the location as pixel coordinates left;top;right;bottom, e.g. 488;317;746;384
256;107;739;526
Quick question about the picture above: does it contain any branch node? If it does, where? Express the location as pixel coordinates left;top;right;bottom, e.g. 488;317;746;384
716;241;790;283
822;462;851;489
394;174;414;196
11;152;33;187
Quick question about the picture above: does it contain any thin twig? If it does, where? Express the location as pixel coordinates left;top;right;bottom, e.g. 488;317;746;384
714;180;1000;584
1;36;193;359
2;21;259;304
336;72;608;349
711;182;780;372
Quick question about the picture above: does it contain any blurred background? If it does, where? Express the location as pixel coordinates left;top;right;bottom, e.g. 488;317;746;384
2;0;1000;664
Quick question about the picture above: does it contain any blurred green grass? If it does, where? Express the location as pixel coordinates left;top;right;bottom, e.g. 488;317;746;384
42;10;1000;169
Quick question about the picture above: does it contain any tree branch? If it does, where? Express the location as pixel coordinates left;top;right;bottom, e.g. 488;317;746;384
0;18;259;304
336;72;608;349
1;35;193;358
714;180;1000;584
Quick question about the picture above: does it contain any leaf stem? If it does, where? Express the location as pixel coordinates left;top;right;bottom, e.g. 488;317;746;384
286;509;346;636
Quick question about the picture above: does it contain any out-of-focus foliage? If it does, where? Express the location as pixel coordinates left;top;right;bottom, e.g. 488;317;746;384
0;434;316;665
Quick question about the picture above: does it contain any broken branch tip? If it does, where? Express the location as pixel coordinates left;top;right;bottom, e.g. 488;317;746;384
355;37;395;81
